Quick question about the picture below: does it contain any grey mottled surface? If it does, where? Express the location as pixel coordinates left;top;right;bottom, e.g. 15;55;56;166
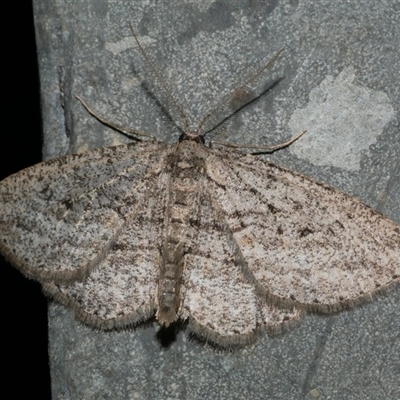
30;1;399;399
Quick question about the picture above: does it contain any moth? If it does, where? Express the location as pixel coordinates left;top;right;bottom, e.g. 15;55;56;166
1;28;399;347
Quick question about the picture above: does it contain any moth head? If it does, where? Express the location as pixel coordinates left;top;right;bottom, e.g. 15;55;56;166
178;133;206;144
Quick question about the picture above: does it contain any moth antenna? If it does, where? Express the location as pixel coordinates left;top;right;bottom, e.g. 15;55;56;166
129;24;191;134
198;48;284;137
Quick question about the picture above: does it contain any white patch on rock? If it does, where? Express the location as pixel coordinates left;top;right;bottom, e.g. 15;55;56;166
288;67;395;171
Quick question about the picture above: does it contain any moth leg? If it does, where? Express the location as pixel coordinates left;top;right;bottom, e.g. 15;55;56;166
210;129;306;152
75;94;156;141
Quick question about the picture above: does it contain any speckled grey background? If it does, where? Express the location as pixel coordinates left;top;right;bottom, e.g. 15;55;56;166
31;1;399;399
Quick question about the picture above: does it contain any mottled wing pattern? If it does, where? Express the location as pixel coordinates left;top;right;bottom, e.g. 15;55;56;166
43;183;163;328
182;188;302;345
206;149;400;312
1;137;399;347
0;141;169;282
